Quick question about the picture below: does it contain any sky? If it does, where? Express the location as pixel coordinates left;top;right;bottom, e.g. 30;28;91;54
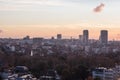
0;0;120;40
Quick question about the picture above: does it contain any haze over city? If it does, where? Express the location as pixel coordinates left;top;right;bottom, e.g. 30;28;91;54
1;1;120;80
0;0;120;40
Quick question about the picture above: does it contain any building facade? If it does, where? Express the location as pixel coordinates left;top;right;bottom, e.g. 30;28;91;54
100;30;108;44
83;30;89;44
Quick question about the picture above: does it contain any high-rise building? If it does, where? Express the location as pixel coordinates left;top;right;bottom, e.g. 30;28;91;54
79;35;83;42
100;30;108;44
83;30;89;44
57;34;62;40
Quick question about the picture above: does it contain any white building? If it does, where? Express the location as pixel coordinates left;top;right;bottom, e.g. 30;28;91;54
92;67;106;80
92;67;119;80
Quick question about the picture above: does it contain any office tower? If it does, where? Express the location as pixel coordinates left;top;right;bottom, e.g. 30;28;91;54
83;30;89;44
79;35;83;42
57;34;62;39
100;30;108;44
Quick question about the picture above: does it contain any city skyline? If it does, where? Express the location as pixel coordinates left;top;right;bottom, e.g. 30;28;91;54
0;0;120;40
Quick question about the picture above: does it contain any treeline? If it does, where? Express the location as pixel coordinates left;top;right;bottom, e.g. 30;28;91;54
0;52;120;80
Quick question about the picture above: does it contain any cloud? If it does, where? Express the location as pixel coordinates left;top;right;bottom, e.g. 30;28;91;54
0;0;64;6
0;0;87;11
93;3;105;13
0;0;65;11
